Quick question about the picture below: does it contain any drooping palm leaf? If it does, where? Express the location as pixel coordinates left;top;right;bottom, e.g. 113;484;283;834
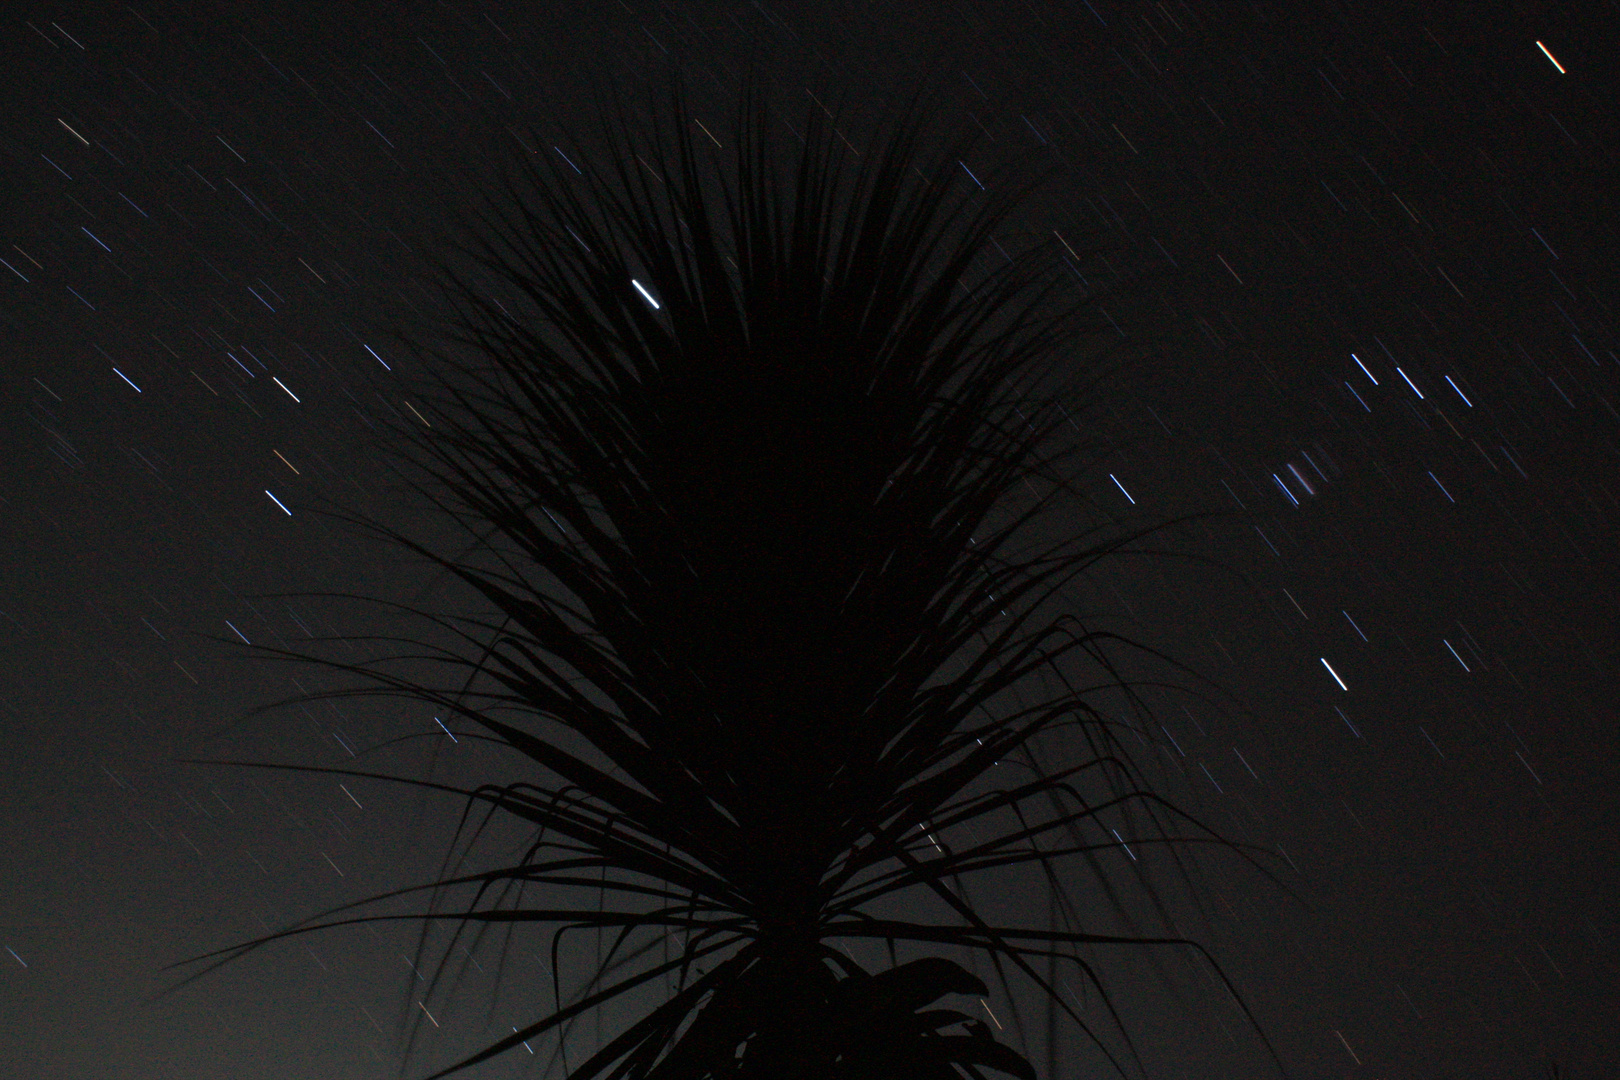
175;80;1277;1079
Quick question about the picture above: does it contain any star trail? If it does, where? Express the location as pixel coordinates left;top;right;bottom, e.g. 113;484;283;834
0;2;1615;1078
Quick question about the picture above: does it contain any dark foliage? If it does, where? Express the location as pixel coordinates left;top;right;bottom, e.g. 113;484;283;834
174;82;1274;1079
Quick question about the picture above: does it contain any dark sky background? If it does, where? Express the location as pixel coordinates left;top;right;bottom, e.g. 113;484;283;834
1;2;1616;1078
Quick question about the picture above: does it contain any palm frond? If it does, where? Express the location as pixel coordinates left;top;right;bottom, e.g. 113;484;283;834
176;78;1278;1079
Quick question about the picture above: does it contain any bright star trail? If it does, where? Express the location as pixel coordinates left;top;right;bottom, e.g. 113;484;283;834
0;4;1612;1079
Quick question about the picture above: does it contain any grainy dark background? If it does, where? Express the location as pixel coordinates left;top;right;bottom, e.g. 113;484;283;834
0;2;1615;1078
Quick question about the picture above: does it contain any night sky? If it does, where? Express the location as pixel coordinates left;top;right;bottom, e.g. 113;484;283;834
1;2;1616;1078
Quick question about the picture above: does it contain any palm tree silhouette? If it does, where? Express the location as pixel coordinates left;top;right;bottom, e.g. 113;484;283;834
176;81;1273;1079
